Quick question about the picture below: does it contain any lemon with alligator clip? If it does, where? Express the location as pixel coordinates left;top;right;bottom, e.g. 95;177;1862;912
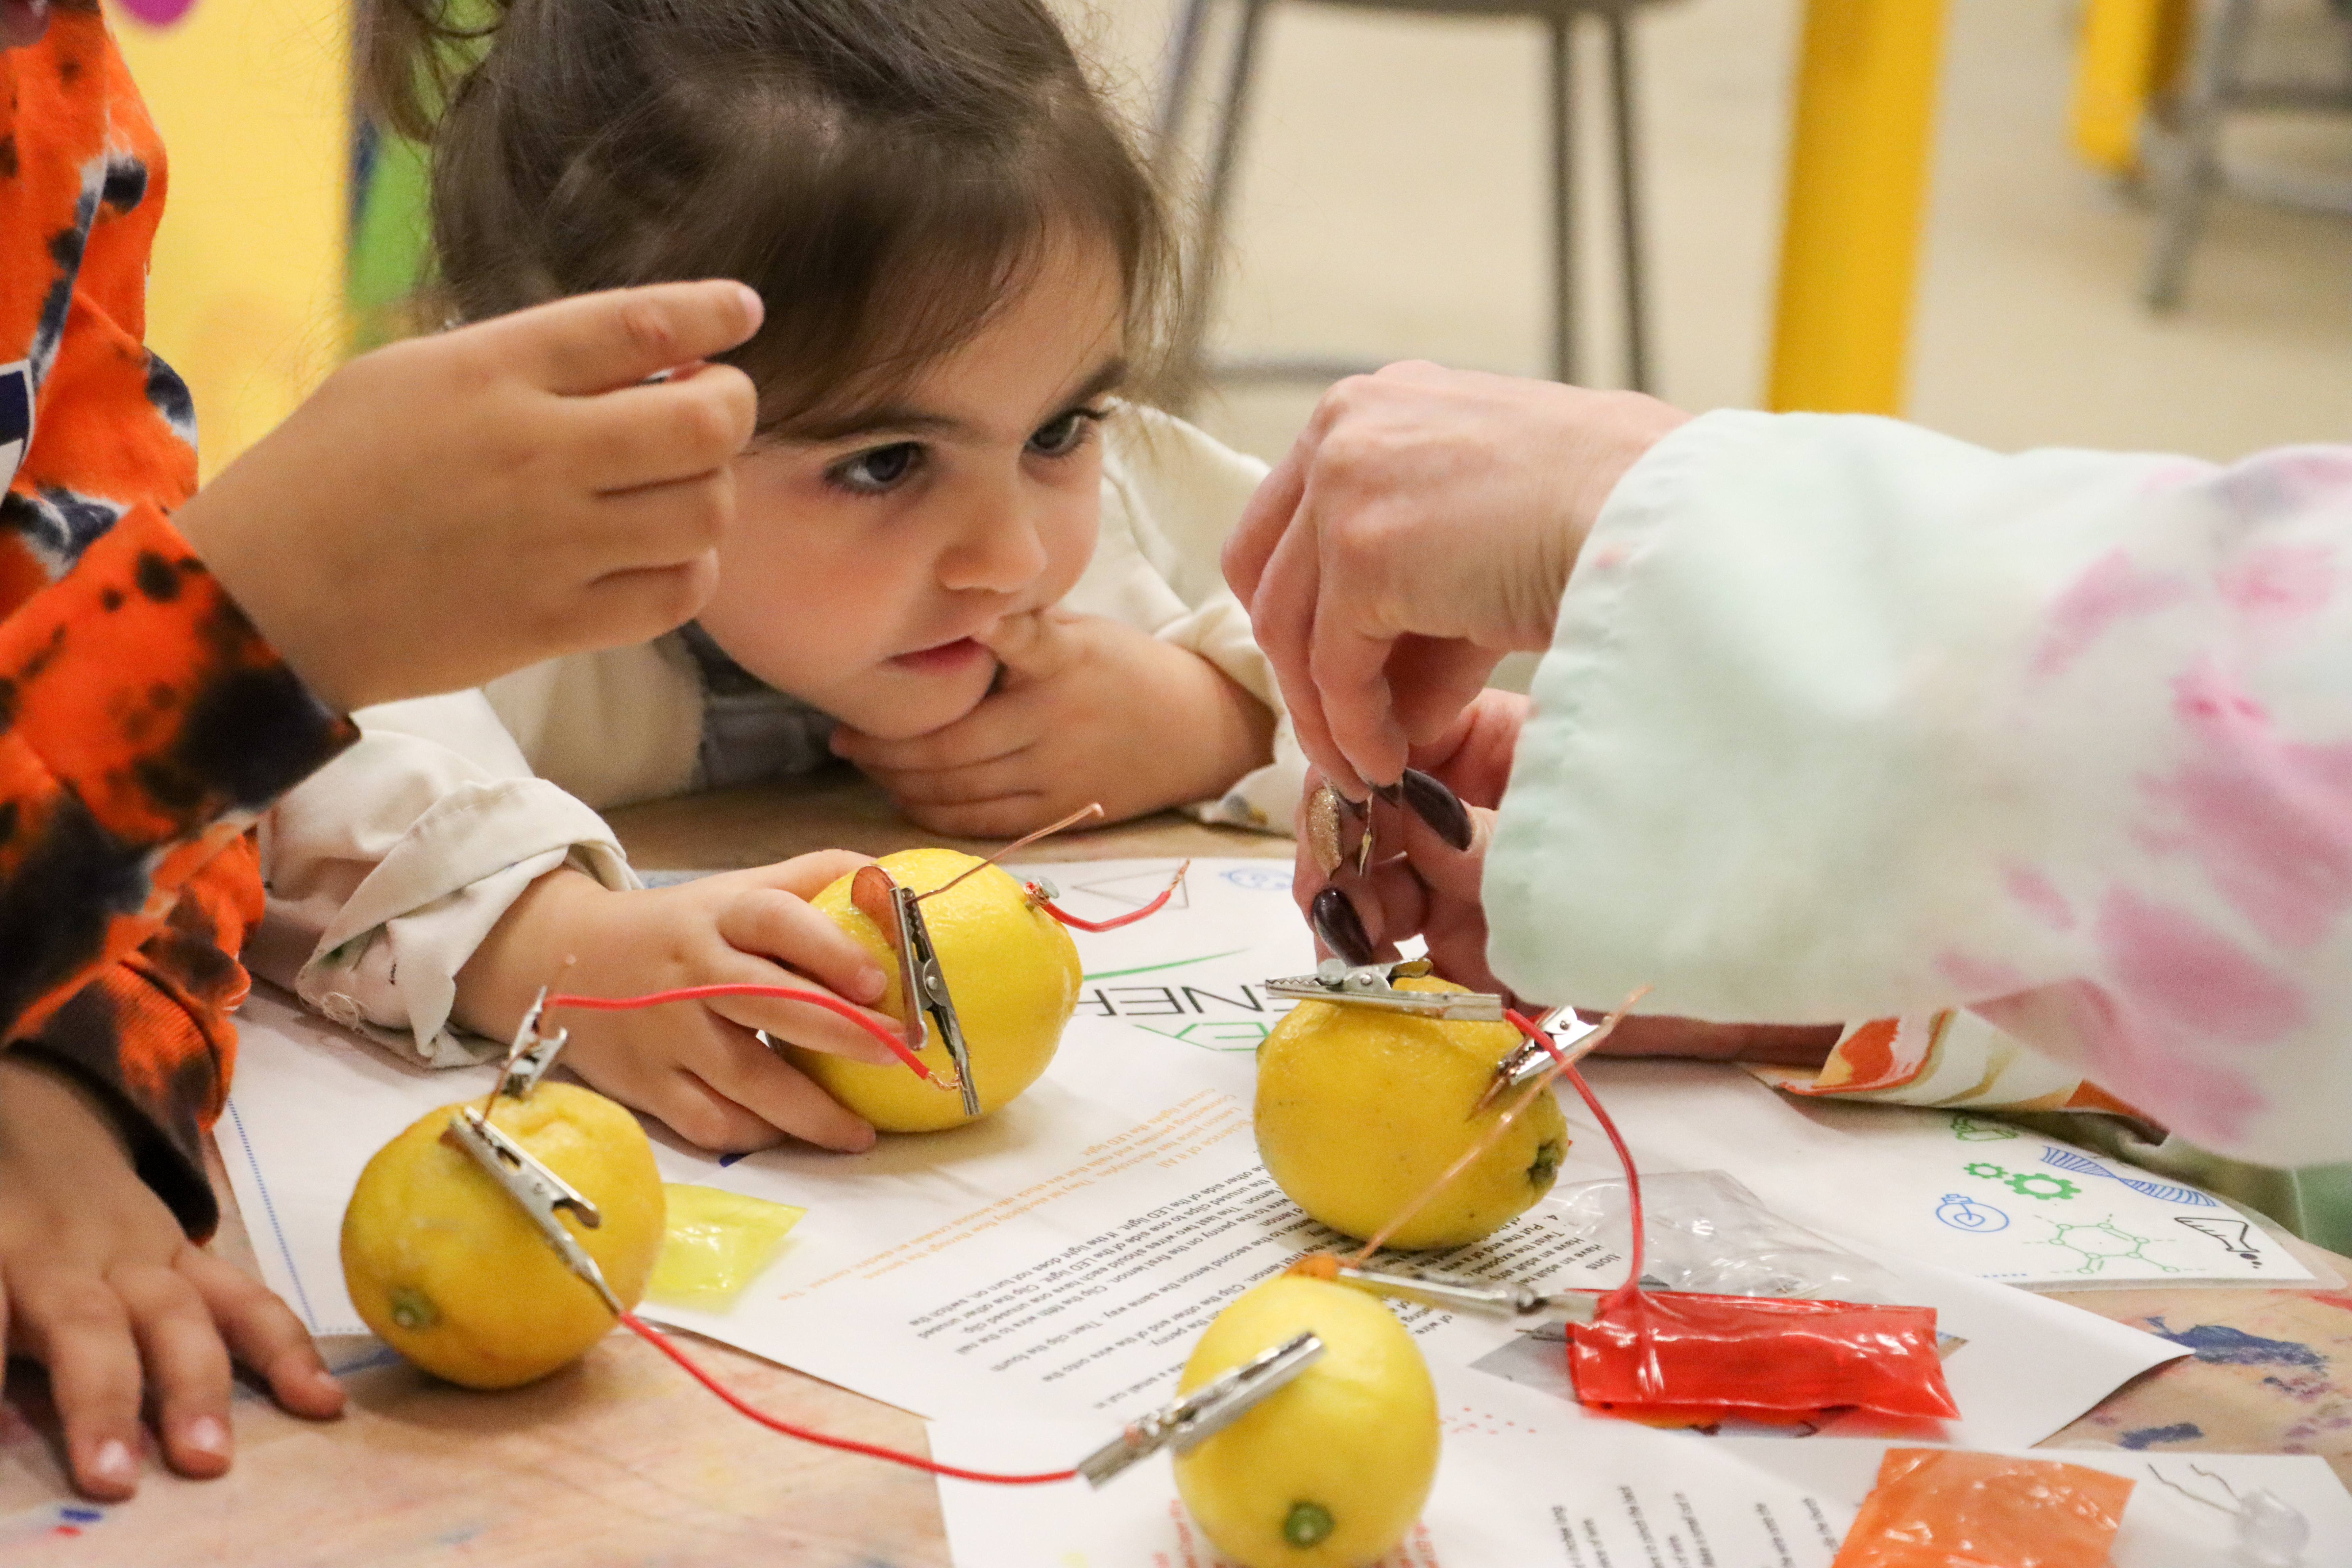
1174;1273;1440;1567
340;1082;665;1389
1256;976;1566;1249
781;847;1081;1133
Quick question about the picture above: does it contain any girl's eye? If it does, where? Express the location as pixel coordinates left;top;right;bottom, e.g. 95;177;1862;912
1028;408;1106;459
827;442;924;494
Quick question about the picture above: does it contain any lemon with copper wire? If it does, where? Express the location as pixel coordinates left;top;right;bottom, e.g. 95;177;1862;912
781;847;1081;1132
1173;1273;1440;1567
1255;976;1567;1249
340;1082;665;1390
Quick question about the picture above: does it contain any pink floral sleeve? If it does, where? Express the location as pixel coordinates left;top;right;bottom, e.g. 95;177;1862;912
1486;412;2352;1163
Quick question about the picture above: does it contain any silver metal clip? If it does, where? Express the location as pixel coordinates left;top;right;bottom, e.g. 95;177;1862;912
893;884;981;1118
1264;958;1507;1022
446;1106;624;1318
1074;1332;1324;1487
500;987;570;1100
1332;1262;1601;1329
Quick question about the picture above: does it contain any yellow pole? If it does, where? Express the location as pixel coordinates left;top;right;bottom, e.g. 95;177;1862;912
1766;0;1950;416
2071;0;2193;175
110;0;349;480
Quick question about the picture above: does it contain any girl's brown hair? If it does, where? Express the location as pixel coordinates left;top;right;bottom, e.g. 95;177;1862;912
362;0;1181;432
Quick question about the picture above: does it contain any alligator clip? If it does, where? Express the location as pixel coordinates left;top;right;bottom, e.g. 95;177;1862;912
855;864;981;1115
1328;1260;1600;1330
446;1105;624;1317
1263;957;1507;1021
1073;1332;1325;1487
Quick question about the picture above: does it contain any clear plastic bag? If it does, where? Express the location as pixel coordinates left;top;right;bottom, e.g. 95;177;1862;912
1831;1448;2133;1567
1548;1169;1909;1303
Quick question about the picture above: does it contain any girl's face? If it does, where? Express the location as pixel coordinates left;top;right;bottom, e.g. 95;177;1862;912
697;242;1124;739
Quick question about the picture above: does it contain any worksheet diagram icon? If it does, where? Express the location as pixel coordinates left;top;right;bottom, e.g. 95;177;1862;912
1935;1193;2010;1233
2174;1215;2265;1268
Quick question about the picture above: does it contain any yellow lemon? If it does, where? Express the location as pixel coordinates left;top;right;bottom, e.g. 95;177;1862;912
783;847;1081;1132
1173;1274;1440;1568
340;1082;665;1390
1256;977;1567;1250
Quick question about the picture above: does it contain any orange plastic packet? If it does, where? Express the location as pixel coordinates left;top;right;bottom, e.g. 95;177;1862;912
1830;1448;2134;1568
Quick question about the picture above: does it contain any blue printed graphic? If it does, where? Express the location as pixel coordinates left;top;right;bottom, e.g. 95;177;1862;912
1221;866;1292;893
1935;1192;2010;1232
2039;1146;2220;1206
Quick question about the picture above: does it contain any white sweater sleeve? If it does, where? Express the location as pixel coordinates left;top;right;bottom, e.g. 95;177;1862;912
1082;406;1306;832
1484;409;2352;1163
254;691;638;1066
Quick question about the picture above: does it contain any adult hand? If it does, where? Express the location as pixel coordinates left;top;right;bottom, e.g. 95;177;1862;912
1223;361;1688;794
1297;688;1840;1066
177;280;765;712
1296;688;1528;1001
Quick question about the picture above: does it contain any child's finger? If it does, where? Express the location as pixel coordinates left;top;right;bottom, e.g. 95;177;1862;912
568;556;726;653
744;849;874;899
864;750;1043;809
698;1038;876;1153
648;1063;797;1154
715;892;893;1019
678;1042;876;1155
492;279;766;397
575;370;759;495
831;716;1030;774
179;1250;344;1421
974;609;1078;686
894;791;1056;840
117;1265;235;1478
15;1276;146;1499
581;467;735;570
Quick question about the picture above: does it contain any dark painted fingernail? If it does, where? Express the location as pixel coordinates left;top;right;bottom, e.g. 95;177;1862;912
1310;886;1375;966
1335;790;1368;819
1371;781;1405;807
1401;768;1473;851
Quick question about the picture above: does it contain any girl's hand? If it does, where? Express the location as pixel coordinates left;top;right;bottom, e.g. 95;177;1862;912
176;280;765;713
830;610;1276;838
452;853;903;1153
0;1055;345;1500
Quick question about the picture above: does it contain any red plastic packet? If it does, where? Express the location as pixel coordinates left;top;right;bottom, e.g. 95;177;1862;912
1568;1289;1959;1423
1524;1020;1960;1427
1831;1448;2133;1567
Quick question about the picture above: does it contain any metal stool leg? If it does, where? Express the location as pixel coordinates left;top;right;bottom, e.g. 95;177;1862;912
1156;0;1216;155
1604;3;1651;392
2146;0;2256;312
1549;4;1579;385
1170;0;1272;407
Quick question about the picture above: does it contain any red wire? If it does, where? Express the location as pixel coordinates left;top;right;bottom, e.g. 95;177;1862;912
1504;1010;1645;1306
618;1313;1077;1486
543;984;933;1081
1024;863;1186;932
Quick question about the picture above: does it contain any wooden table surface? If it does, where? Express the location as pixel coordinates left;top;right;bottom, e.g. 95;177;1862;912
9;767;2350;1565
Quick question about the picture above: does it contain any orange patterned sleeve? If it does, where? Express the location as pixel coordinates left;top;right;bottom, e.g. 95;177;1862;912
0;9;354;1234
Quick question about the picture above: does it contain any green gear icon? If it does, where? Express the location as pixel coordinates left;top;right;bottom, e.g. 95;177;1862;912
2003;1171;2080;1201
1963;1160;2010;1181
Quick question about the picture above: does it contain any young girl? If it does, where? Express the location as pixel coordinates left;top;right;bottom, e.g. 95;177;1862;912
260;0;1304;1155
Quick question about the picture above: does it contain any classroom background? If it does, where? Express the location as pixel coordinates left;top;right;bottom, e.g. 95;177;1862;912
121;0;2352;486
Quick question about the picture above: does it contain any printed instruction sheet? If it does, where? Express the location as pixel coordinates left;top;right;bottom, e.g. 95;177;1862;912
931;1366;2352;1568
226;863;2180;1448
